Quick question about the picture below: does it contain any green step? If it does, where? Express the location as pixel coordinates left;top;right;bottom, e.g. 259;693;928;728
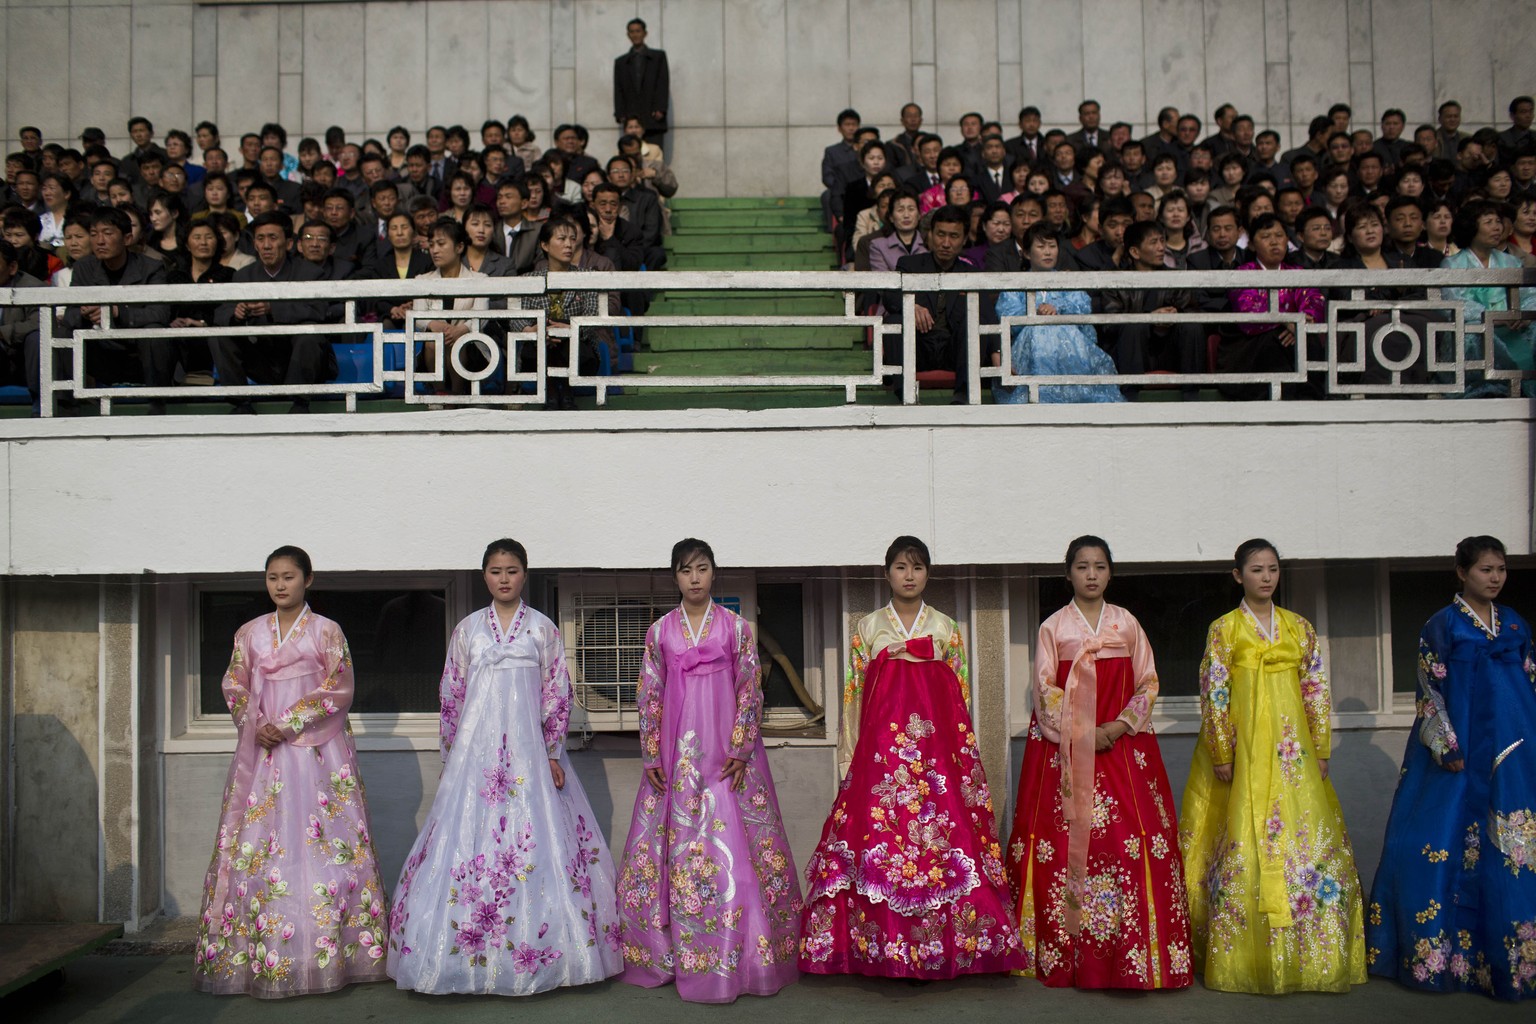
666;252;838;270
668;197;820;211
645;326;865;351
631;347;873;375
664;234;834;255
647;296;845;316
670;210;824;230
668;221;825;236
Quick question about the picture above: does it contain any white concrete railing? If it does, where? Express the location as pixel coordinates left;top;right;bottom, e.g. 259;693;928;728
2;267;1532;415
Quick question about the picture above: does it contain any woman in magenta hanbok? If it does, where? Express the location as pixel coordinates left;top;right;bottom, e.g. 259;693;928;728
194;546;389;998
616;539;802;1003
799;536;1026;979
1006;535;1193;990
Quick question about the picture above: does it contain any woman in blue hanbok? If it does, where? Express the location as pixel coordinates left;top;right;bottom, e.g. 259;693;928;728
1441;201;1536;397
993;223;1124;404
1367;536;1536;1001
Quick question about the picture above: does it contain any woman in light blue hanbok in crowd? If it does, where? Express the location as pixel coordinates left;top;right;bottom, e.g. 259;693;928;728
1440;200;1536;397
993;223;1124;404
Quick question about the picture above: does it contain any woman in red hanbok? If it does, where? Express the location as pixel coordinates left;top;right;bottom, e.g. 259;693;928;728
1007;535;1193;989
799;536;1026;979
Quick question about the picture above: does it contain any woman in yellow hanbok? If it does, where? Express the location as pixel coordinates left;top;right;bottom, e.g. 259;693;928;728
1180;539;1367;993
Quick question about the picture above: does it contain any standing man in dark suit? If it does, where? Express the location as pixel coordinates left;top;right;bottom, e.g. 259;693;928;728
1063;100;1114;157
614;18;670;148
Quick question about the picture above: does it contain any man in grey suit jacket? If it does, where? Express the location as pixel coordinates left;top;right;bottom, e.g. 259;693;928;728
1063;99;1115;157
613;18;670;147
212;212;331;414
56;207;174;413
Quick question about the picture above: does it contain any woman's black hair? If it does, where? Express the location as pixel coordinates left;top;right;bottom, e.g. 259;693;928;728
1064;535;1113;573
884;536;932;571
428;216;468;250
265;545;313;577
1452;199;1499;249
1454;535;1506;572
671;538;716;574
482;538;528;570
1234;538;1280;571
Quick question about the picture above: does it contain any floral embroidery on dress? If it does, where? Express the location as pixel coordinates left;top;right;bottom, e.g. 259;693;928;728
1493;809;1536;876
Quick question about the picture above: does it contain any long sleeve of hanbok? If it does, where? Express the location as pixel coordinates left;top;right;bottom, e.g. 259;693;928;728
1033;623;1064;744
1413;619;1460;766
1116;619;1159;733
1296;616;1331;759
944;628;971;705
838;629;869;778
540;625;574;759
727;616;763;762
637;623;665;771
222;627;256;733
276;623;354;742
438;623;470;763
1198;620;1236;765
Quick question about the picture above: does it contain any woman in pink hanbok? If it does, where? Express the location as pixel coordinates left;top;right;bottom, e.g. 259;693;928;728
616;539;802;1003
798;536;1026;979
194;546;389;998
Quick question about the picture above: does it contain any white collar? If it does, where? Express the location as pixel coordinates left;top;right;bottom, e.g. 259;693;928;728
886;601;926;640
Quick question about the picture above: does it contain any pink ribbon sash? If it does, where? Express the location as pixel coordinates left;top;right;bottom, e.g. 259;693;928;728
1059;628;1127;936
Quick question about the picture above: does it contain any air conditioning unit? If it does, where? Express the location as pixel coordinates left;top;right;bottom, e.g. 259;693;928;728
558;572;757;732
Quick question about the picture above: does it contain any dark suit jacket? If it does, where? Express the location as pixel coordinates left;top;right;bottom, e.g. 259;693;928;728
1064;129;1114;156
546;151;599;185
1071;240;1123;272
0;270;46;350
213;259;326;329
880;252;998;339
265;175;302;209
613;47;670;133
974;166;1012;202
1005;134;1043;169
619;186;664;248
501;223;541;275
822;142;861;218
367;247;434;320
592;217;645;272
898;164;942;193
306;256;363;323
329;223;374;269
1188;245;1250;312
983;239;1026;273
59;254;170;333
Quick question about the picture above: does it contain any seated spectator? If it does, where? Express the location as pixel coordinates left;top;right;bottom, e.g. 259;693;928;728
56;206;173;412
974;135;1012;201
438;170;477;222
366;179;401;246
1509;194;1536;257
1290;206;1336;269
1156;189;1206;269
1500;96;1533;161
898;133;944;194
1187;205;1250;313
168;219;235;327
1222;213;1325;399
1143;153;1181;202
919;147;966;213
587;183;643;272
294;219;364;329
462;203;514;277
1069;194;1102;253
604;155;663;258
1393;165;1426;199
409;217;491;398
849;175;898;264
408;194;441;249
1212;153;1248;206
319;188;372;266
1482;166;1516;205
492;180;539;275
1491;199;1536;268
10;166;43;213
210;211;254;271
517;216;604;410
1099;220;1204;399
841;141;889;234
878;204;999;403
1331;203;1436;386
211;211;331;414
1095;162;1130;199
869;190;926;277
1232;185;1276;248
374;210;433;282
1129;190;1157;222
1381;196;1442;269
50;208;95;286
147;191;188;271
1184;169;1213;233
0;238;48;414
121;205;161;263
993;222;1122;405
1073;195;1134;270
507;116;541;169
1440;199;1536;396
984;193;1043;272
2;205;61;281
36;171;76;251
617;132;678;205
964;201;1011;268
1423;198;1457;258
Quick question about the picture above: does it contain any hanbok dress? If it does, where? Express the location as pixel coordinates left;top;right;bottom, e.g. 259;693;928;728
386;603;623;995
1006;602;1193;988
1441;247;1536;397
616;603;802;1003
798;605;1026;979
993;289;1125;403
1180;603;1367;993
194;607;389;998
1367;596;1536;1000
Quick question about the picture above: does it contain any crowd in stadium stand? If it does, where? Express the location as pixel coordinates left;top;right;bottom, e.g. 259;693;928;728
825;96;1536;402
0;19;676;414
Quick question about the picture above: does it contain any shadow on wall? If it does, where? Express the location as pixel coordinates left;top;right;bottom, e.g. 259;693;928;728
12;715;97;922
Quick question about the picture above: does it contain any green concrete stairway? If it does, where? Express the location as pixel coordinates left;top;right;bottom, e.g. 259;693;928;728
610;197;880;409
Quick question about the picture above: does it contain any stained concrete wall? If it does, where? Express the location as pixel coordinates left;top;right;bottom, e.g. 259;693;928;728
3;0;1533;198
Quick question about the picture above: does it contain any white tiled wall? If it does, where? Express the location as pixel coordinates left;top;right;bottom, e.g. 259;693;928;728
3;0;1532;196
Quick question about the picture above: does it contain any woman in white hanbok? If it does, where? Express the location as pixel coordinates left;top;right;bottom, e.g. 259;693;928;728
387;539;623;995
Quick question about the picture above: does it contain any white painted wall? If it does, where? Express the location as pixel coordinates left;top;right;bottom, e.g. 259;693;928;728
3;0;1533;197
3;402;1531;576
